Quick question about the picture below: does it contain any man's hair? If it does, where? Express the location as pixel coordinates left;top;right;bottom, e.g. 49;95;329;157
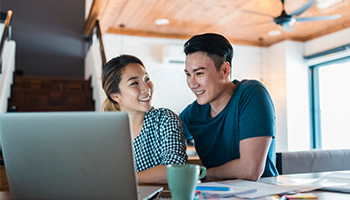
184;33;234;70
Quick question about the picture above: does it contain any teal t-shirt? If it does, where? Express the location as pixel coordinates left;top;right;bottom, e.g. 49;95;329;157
179;79;278;177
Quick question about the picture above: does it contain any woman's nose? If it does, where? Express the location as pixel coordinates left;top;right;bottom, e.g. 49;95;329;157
141;81;151;93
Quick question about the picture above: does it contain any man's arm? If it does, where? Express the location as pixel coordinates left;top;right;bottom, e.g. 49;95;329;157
137;165;167;184
205;136;272;181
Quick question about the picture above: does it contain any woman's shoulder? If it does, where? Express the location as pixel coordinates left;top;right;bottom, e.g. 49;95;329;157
146;107;180;123
148;107;178;118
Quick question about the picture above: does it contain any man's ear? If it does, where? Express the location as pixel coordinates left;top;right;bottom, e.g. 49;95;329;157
110;93;121;103
222;62;231;79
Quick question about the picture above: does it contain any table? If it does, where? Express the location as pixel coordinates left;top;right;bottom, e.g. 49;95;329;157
156;171;350;199
1;171;349;200
257;171;350;200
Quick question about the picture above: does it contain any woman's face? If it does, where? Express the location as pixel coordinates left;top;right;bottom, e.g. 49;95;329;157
110;63;154;114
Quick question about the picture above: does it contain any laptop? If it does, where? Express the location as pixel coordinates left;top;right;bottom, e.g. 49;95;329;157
0;111;162;200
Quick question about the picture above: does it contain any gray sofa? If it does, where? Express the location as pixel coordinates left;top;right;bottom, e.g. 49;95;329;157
276;149;350;175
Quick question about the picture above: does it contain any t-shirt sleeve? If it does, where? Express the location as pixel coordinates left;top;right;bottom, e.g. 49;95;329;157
179;109;194;140
159;109;188;165
238;81;276;141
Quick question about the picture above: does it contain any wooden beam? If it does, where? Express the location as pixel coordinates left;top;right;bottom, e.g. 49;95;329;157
96;20;107;66
107;28;268;47
301;20;350;42
0;10;13;60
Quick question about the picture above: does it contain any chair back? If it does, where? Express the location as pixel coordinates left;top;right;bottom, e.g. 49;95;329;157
276;149;350;175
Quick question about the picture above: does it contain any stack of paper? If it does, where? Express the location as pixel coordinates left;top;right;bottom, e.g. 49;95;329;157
318;172;350;193
196;179;298;199
267;171;350;193
196;182;257;198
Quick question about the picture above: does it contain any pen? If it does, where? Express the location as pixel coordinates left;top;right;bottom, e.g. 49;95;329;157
281;194;318;199
196;186;230;191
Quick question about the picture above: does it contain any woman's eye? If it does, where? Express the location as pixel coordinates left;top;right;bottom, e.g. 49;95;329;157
130;82;138;86
145;77;150;82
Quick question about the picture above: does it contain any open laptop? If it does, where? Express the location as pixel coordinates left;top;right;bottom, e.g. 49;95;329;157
0;112;162;200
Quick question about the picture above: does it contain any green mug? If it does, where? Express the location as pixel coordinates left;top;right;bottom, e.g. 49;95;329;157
166;164;206;200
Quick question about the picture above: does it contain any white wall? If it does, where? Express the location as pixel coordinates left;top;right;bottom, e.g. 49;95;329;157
102;34;266;114
85;42;105;112
304;27;350;56
102;34;194;114
0;40;16;114
264;40;312;152
265;41;288;152
265;27;350;152
232;45;265;80
101;28;350;152
285;41;311;151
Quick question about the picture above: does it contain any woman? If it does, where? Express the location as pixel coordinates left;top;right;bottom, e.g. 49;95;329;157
101;54;188;184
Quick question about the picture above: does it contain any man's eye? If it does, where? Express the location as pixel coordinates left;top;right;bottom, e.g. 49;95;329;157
196;72;203;76
185;73;190;77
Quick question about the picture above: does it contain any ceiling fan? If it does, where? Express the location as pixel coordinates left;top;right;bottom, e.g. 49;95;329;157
242;0;342;31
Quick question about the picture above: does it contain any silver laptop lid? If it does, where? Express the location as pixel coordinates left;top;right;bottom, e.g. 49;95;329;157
0;111;138;200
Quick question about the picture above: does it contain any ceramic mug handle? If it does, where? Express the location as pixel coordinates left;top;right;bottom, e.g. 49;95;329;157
198;166;206;179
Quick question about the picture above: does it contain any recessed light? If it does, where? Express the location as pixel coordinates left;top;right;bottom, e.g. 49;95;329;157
268;30;281;36
155;18;169;25
317;0;342;9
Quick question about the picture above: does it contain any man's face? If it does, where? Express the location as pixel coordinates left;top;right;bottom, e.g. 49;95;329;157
184;51;225;105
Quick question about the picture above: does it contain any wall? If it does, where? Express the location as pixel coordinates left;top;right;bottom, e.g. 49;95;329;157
304;28;350;56
101;27;350;152
266;27;350;152
101;34;307;152
285;41;311;151
265;41;288;152
84;43;105;112
102;34;265;114
264;40;313;152
1;0;86;78
102;34;193;114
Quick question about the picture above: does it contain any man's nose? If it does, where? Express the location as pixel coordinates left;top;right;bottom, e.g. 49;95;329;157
187;77;199;89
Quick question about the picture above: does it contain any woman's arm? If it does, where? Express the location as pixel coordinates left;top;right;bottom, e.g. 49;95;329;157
136;109;187;184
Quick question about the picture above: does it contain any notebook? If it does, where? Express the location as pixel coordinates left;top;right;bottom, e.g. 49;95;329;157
0;111;162;200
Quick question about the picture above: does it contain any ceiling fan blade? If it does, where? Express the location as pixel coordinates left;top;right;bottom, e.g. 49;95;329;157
290;0;316;16
240;9;274;18
296;14;341;22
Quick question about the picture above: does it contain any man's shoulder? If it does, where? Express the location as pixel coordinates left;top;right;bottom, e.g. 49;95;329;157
234;79;265;88
234;79;268;95
179;100;202;117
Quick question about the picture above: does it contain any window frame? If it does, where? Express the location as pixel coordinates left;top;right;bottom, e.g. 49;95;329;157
309;54;350;149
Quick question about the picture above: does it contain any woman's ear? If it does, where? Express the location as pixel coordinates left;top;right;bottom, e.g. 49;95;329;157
110;93;121;103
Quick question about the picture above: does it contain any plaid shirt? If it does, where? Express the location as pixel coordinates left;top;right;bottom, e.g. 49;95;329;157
133;107;188;172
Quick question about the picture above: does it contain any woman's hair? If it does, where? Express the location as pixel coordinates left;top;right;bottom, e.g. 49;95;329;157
101;54;145;111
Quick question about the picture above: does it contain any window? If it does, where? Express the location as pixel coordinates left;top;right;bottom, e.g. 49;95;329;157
310;56;350;149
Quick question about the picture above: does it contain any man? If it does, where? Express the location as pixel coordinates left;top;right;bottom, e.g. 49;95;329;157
179;33;278;181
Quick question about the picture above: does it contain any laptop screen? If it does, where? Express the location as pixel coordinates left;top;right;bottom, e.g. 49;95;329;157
0;111;141;199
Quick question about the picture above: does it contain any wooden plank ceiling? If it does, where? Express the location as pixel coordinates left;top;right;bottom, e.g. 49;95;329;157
87;0;350;46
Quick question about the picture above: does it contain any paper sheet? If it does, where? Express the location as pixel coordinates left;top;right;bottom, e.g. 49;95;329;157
197;182;257;198
198;179;298;199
